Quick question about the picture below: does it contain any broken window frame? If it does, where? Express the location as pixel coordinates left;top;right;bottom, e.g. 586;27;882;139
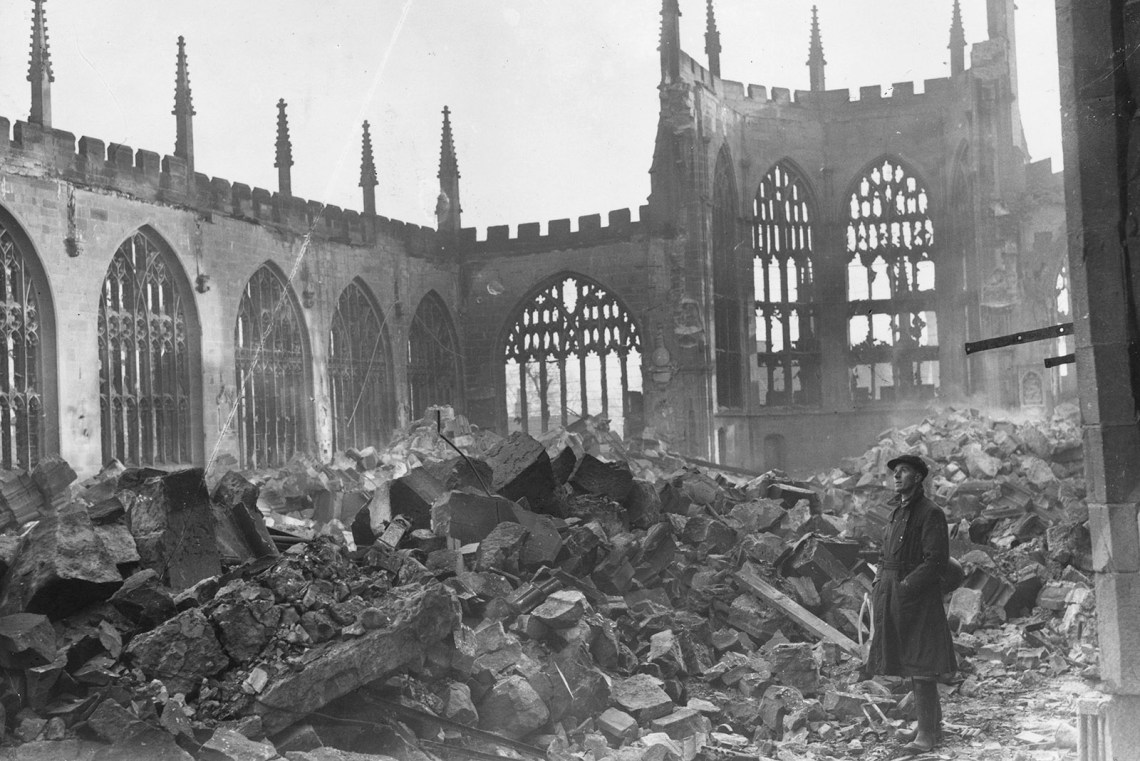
752;161;821;407
235;264;310;469
407;290;463;421
712;148;744;410
846;157;939;405
504;273;642;437
98;229;198;468
329;278;396;451
0;219;45;470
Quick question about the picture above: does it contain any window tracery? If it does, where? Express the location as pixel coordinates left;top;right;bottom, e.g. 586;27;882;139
0;222;43;469
753;163;820;406
504;275;642;437
235;265;307;468
407;292;462;419
98;231;193;466
846;158;938;403
329;280;395;450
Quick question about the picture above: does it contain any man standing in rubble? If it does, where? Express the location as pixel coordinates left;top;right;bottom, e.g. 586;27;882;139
866;454;957;755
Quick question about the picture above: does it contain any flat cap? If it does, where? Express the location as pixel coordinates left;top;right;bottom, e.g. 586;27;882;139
887;454;929;479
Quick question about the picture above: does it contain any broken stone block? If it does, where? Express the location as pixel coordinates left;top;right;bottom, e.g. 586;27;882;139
947;587;985;631
30;455;77;509
125;607;229;695
431;489;518;545
473;522;529;574
728;500;785;534
598;707;638;743
485;431;559;514
768;643;819;696
822;690;867;719
212;471;277;559
0;501;122;619
211;587;283;663
0;613;56;667
571;454;634;503
109;569;177;627
128;468;222;590
531;590;586;629
93;522;140;567
255;582;458;735
681;516;737;554
612;673;675;722
200;727;278;761
441;682;478;726
649;708;712;741
478;674;550;739
389;467;446;531
962;444;1001;479
424;455;495;493
1037;581;1076;611
626;479;663;529
86;698;150;744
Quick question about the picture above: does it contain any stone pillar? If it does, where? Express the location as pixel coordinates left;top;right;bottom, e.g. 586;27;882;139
1057;0;1140;754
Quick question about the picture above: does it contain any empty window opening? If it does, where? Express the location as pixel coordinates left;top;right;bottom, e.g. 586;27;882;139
505;275;642;437
407;291;462;420
0;221;44;469
329;279;395;451
235;265;308;468
753;162;820;406
98;231;195;467
846;158;939;403
712;149;744;409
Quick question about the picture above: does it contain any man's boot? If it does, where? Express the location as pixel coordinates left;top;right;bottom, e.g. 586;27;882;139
901;678;940;754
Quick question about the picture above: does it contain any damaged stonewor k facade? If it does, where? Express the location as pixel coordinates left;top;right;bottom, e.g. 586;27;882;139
0;0;1133;758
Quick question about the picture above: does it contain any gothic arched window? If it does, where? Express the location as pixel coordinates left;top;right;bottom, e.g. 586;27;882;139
712;149;743;409
504;274;642;437
235;265;308;468
0;219;46;469
846;158;938;403
753;162;820;406
329;279;395;450
407;291;462;420
98;230;197;466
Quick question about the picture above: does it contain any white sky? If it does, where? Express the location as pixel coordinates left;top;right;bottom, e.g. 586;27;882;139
0;1;1060;233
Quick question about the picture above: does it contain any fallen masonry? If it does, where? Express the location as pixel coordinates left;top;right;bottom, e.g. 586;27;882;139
0;404;1099;760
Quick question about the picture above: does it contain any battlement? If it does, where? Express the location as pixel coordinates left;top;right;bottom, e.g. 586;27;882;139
679;51;962;115
0;116;439;255
461;205;650;257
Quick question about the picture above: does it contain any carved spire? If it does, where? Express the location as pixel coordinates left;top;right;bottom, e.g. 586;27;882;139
704;0;721;79
436;106;461;234
659;0;681;85
807;5;826;92
28;0;54;127
172;36;195;175
949;0;967;75
275;99;293;196
359;120;377;216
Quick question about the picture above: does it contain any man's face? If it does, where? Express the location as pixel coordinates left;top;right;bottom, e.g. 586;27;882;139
893;463;922;494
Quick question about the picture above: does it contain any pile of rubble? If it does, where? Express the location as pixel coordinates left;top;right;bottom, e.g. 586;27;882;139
0;405;1095;760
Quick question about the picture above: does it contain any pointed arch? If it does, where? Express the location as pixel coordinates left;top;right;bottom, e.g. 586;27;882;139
407;290;463;419
234;263;311;468
711;145;744;409
0;205;55;469
98;226;202;467
329;278;395;450
752;159;820;406
844;155;939;403
503;273;642;437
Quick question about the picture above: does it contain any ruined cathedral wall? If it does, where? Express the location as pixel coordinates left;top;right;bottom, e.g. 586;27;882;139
0;117;453;478
458;209;675;438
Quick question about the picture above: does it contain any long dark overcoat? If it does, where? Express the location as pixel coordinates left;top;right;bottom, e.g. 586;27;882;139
865;490;958;677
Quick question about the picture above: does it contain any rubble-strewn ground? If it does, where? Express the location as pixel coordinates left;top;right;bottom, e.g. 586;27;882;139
0;405;1098;760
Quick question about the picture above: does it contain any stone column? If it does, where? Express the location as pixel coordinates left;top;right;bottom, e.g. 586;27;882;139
1057;0;1140;754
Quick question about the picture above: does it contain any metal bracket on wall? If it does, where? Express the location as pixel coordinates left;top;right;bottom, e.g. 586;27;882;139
964;322;1074;369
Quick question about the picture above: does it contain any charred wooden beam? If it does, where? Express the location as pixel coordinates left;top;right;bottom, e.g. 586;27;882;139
964;322;1073;355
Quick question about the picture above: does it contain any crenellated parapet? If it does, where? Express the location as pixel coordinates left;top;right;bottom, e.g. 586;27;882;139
679;51;963;115
0;116;439;255
461;205;652;258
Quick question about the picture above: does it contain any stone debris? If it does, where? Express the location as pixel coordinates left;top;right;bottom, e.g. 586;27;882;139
0;404;1098;759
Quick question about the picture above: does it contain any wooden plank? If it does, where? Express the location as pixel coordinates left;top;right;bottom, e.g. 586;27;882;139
734;561;863;656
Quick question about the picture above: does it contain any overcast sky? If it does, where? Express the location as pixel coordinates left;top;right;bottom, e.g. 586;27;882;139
0;1;1060;234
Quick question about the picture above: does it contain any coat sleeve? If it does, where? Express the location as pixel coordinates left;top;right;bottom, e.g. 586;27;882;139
899;504;949;597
